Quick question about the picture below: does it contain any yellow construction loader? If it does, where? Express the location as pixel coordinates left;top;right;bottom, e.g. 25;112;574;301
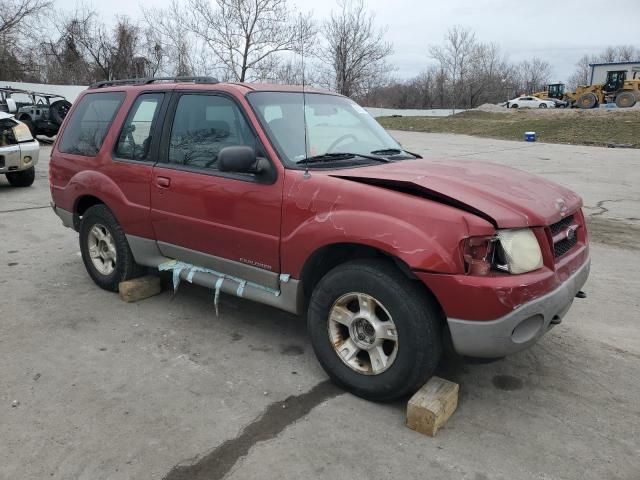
568;69;640;109
533;83;569;107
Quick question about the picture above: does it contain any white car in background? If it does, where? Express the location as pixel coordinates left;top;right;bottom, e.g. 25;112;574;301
0;111;39;187
506;96;556;109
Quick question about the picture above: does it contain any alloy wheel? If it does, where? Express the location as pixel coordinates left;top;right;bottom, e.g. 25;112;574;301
328;292;399;375
87;223;117;275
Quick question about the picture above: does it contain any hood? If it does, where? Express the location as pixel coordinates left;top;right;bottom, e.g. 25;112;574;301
329;158;582;228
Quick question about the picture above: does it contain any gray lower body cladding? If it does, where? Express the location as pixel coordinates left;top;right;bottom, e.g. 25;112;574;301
447;258;590;358
126;235;303;315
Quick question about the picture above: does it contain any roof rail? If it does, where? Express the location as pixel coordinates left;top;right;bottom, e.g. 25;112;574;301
88;76;220;89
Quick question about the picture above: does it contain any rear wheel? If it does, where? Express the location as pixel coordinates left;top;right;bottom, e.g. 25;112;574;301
79;204;143;291
5;166;35;187
615;91;637;108
307;259;442;401
578;93;598;109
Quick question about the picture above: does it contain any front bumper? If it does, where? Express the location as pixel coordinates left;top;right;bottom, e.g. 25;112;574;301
0;140;39;174
447;258;590;357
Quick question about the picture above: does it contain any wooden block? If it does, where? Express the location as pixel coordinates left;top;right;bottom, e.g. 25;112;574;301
119;275;162;303
406;376;459;437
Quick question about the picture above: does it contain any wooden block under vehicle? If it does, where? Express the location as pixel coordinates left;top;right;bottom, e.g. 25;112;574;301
406;376;459;437
119;275;162;303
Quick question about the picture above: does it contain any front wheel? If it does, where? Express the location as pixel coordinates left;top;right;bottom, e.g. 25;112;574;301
615;91;637;108
539;103;548;108
5;166;35;187
510;103;518;108
307;259;442;401
79;204;143;291
578;93;598;109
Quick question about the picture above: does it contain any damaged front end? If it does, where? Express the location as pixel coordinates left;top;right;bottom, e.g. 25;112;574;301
0;114;39;175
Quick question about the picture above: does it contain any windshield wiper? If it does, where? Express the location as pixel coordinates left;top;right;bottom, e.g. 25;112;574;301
370;148;403;155
298;152;390;165
370;148;421;158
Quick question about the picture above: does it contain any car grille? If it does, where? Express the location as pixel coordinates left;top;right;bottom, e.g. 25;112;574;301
549;215;574;235
549;214;579;258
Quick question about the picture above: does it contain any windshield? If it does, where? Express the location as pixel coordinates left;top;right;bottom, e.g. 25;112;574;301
247;92;406;166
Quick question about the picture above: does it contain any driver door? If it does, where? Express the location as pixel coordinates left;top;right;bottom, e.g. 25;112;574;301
150;91;283;289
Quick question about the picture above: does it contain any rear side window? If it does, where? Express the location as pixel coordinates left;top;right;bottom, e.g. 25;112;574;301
114;93;164;161
58;92;125;156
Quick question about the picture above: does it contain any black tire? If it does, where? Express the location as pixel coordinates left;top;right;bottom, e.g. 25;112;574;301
307;259;442;401
539;103;547;108
615;91;637;108
5;166;35;187
50;100;72;125
79;204;143;292
578;93;597;109
510;103;518;108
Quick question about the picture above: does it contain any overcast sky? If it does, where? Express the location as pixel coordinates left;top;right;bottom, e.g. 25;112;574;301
56;0;640;82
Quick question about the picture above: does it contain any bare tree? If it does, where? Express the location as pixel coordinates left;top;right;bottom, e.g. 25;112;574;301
516;57;552;94
0;0;50;36
0;0;51;80
321;0;392;98
429;26;476;110
40;6;157;83
186;0;314;82
142;0;196;76
567;54;596;90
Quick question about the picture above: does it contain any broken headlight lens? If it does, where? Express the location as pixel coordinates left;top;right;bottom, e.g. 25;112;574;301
13;123;33;142
495;229;543;274
464;229;543;275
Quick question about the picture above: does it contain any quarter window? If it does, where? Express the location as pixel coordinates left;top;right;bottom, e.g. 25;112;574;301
168;94;255;170
114;93;164;161
58;92;125;156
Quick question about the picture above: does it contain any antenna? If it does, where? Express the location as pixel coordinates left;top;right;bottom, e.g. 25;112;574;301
300;16;310;179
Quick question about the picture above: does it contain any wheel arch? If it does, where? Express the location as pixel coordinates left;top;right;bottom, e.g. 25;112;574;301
73;194;108;230
61;169;148;237
299;242;446;320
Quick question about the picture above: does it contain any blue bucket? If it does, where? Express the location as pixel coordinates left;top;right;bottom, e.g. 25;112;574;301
524;131;536;142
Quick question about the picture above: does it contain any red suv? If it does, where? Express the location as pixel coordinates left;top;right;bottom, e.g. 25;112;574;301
50;77;590;401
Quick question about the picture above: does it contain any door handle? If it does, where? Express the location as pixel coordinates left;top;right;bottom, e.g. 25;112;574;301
156;176;171;188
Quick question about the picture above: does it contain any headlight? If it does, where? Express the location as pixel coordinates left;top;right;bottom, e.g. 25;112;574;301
495;229;543;274
463;229;543;275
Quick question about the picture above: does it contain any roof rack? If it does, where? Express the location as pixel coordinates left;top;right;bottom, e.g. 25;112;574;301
89;76;220;89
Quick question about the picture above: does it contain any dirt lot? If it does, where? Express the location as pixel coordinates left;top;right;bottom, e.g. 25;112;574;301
1;136;639;480
378;108;640;148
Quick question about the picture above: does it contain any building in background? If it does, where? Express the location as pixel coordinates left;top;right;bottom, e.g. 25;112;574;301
589;61;640;85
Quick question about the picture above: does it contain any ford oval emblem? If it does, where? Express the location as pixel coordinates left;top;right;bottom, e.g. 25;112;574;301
555;198;567;216
566;225;578;241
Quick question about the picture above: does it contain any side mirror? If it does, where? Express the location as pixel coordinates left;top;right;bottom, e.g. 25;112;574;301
218;145;267;174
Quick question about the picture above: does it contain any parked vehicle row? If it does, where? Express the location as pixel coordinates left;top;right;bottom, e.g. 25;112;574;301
0;87;71;138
